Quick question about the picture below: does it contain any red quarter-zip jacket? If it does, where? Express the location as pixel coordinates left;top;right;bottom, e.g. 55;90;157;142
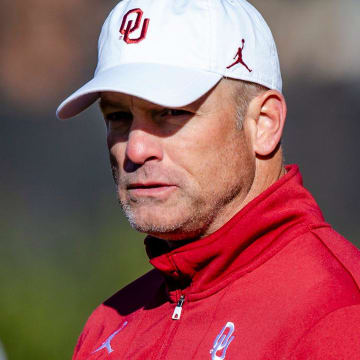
73;165;360;359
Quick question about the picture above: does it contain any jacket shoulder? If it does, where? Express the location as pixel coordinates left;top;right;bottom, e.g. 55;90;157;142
72;269;164;359
288;304;360;359
309;225;360;287
259;226;360;325
274;225;360;296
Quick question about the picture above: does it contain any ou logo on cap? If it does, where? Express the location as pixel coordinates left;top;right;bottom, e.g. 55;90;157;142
119;8;150;44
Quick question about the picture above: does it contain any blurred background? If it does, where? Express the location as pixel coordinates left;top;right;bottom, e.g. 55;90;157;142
0;0;359;358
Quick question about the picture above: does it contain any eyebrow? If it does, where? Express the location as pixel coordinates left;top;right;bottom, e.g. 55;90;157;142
99;98;127;112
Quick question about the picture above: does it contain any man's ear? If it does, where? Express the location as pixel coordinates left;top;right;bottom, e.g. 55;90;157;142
246;90;287;157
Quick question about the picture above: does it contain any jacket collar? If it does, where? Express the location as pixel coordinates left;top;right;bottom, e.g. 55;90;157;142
145;165;326;302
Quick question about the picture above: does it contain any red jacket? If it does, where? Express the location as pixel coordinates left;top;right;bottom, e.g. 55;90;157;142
73;165;360;359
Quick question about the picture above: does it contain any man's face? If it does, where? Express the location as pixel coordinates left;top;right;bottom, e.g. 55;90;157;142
100;80;256;241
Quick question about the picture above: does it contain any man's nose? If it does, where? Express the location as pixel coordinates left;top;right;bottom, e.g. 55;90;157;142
125;128;163;166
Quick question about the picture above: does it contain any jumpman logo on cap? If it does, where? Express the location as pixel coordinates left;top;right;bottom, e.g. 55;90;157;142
226;39;252;73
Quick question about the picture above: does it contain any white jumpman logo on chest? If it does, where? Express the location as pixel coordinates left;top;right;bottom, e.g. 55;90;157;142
93;321;128;354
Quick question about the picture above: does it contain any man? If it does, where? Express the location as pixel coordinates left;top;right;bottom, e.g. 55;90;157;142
57;0;360;359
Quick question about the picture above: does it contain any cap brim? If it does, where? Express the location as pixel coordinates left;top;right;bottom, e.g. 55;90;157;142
56;64;223;119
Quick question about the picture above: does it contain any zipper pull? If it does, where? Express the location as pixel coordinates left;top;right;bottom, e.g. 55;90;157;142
172;295;185;320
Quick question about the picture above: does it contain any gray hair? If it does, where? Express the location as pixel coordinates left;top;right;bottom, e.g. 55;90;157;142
226;78;269;129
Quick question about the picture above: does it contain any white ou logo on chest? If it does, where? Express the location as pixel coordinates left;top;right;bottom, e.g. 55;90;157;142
210;322;235;360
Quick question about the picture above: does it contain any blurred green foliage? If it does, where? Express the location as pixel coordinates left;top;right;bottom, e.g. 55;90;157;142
0;208;150;359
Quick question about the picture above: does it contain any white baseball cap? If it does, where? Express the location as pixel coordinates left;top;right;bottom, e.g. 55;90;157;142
56;0;282;120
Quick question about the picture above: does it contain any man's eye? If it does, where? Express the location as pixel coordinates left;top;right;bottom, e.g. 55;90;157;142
104;111;132;134
105;111;132;122
160;109;191;118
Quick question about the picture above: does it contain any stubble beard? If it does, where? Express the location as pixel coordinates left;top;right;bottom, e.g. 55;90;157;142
112;164;247;241
110;164;194;238
117;187;215;240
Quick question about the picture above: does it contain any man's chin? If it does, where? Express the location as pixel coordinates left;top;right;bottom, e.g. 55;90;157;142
121;204;184;236
125;212;182;236
122;205;210;241
131;222;202;242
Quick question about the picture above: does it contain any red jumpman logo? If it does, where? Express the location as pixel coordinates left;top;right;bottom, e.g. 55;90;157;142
226;39;252;72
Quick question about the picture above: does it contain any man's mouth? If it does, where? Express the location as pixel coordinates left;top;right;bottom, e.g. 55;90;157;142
128;183;166;189
126;183;177;197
